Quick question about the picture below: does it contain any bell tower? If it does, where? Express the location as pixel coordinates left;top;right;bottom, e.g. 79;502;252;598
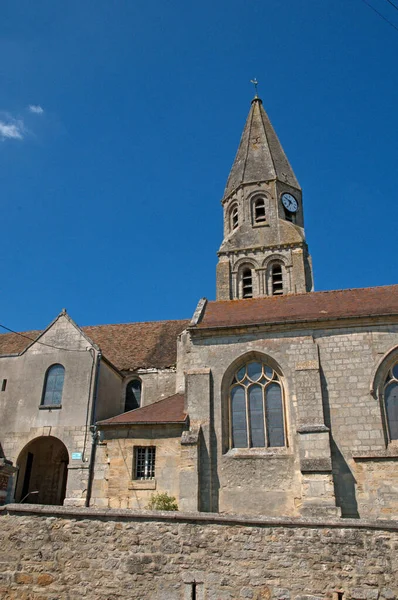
216;95;313;300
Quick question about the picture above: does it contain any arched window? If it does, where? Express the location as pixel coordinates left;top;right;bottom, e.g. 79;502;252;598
242;268;253;298
230;205;239;231
253;197;266;224
125;379;142;412
230;361;285;448
383;363;398;441
42;364;65;406
271;264;283;295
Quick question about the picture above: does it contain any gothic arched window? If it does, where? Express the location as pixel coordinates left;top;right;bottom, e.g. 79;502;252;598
253;197;266;224
125;379;142;412
230;204;239;231
230;361;285;448
242;268;253;298
384;363;398;441
41;364;65;406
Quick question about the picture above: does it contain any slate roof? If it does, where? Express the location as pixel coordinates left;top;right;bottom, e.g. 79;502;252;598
0;320;189;372
193;285;398;330
224;96;300;199
97;393;186;426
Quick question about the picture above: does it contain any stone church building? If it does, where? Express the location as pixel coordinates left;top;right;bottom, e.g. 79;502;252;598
1;94;398;522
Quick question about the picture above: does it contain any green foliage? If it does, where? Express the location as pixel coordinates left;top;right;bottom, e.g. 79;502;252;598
147;492;178;511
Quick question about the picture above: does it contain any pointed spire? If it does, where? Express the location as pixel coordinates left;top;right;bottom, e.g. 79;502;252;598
223;97;300;199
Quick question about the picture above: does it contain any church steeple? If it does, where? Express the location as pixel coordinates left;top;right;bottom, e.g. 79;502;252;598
224;96;300;198
216;96;313;301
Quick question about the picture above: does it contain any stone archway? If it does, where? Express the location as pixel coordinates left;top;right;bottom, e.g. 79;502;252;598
15;436;69;505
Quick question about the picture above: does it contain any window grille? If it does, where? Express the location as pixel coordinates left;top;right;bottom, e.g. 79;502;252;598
41;364;65;406
230;361;285;449
231;205;238;230
384;363;398;440
253;197;266;223
242;268;253;298
125;379;142;412
134;446;156;480
272;264;283;295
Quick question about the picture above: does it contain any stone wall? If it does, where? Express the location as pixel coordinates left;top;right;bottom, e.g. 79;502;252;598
92;424;184;510
0;504;397;600
181;321;398;519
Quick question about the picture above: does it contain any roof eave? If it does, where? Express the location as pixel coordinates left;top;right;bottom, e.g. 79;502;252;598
97;417;188;428
189;312;398;335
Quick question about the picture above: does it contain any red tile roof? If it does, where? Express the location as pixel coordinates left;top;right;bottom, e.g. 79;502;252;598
0;320;189;371
194;285;398;330
84;320;188;371
97;393;186;426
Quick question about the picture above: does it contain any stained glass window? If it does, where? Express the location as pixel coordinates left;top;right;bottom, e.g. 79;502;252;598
230;361;285;448
384;365;398;441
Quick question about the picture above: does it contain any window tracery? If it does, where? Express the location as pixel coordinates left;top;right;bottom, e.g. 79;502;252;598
229;361;285;448
383;363;398;441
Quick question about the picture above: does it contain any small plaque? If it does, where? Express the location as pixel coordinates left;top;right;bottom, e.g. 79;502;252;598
72;452;82;460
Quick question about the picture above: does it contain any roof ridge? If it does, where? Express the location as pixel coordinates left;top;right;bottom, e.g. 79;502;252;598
82;318;189;329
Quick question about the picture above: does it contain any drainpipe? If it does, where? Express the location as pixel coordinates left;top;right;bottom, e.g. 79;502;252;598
85;350;101;507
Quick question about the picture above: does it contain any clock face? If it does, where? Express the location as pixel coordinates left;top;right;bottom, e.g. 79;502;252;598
281;193;298;213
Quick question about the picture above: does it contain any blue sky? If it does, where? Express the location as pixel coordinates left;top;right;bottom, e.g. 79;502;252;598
1;0;398;331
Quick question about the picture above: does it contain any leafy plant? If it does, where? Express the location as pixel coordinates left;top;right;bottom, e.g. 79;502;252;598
147;492;178;511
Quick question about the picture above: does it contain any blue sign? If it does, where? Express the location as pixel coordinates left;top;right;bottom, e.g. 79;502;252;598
72;452;82;460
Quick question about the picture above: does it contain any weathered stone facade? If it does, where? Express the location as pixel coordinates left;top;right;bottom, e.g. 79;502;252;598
0;505;397;600
0;95;398;529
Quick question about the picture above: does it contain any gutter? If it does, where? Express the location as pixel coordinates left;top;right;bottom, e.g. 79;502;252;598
85;350;102;508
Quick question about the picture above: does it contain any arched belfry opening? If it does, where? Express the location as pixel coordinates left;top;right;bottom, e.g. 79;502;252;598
15;436;69;505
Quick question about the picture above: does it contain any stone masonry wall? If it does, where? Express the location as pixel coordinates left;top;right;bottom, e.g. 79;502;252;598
0;505;397;600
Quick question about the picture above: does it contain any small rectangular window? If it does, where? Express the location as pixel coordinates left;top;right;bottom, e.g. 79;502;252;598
1;379;7;391
184;582;203;600
134;446;156;480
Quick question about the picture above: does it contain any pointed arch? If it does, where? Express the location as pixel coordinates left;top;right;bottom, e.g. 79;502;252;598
370;345;398;444
221;351;288;453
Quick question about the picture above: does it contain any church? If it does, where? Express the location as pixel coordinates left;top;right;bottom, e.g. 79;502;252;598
1;93;398;521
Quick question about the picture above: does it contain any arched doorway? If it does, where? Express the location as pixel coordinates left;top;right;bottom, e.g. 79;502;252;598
15;436;69;505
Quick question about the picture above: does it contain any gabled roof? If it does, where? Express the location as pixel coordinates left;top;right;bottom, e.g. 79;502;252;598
192;285;398;331
97;393;187;426
224;96;300;199
0;319;189;371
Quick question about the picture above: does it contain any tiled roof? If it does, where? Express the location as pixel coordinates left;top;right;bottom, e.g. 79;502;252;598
194;285;398;330
0;320;189;371
97;393;186;426
84;320;189;371
0;330;42;355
